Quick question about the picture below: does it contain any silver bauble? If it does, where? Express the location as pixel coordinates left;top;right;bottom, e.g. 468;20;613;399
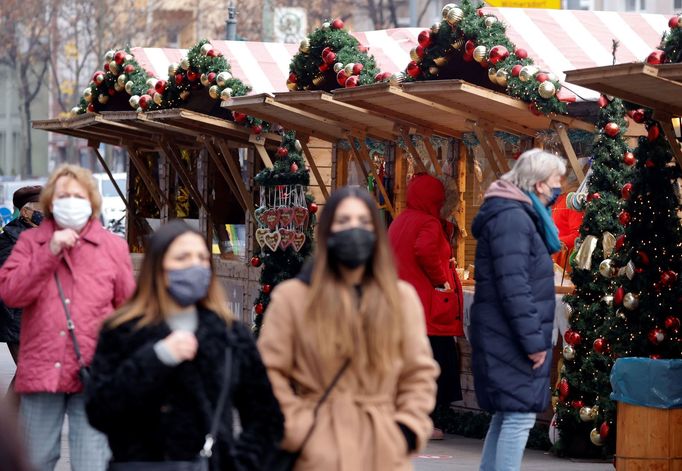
519;66;538;82
216;72;232;87
484;16;498;28
220;88;233;101
579;407;593;422
441;3;456;19
563;345;576;360
125;81;134;95
333;62;344;73
590;428;604;446
129;95;140;109
599;259;615;278
538;81;557;99
104;50;115;62
623;292;639;310
180;58;190;70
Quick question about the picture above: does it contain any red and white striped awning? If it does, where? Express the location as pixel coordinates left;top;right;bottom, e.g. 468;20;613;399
131;8;669;100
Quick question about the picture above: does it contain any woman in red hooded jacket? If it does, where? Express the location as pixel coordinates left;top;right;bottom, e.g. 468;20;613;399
388;173;464;439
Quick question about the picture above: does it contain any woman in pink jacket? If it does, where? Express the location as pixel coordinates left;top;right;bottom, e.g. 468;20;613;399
0;164;135;471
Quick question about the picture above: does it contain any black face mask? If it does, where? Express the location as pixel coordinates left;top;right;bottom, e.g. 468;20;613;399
327;228;376;269
30;211;43;226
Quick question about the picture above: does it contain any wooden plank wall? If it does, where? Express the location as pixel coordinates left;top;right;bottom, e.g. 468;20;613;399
304;137;333;206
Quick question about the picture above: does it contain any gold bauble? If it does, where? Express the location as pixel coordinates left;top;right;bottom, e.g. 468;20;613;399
488;68;498;85
344;63;355;75
579;407;593;422
109;61;119;75
146;78;158;89
433;56;448;67
129;95;140;109
485;16;498;28
83;88;92;102
216;72;232;87
519;66;537;82
431;23;440;34
200;43;213;55
114;82;124;92
590;406;600;420
333;62;344;73
153;92;163;105
179;90;190;100
623;292;639;310
220;87;233;101
200;74;210;87
168;63;177;76
496;69;509;87
441;3;456;19
538;81;557;99
98;94;109;104
563;345;576;360
117;74;127;87
451;39;464;50
446;7;464;25
180;58;190;70
208;85;220;99
312;75;325;87
389;73;405;85
410;48;419;62
299;38;310;54
286;81;298;91
321;21;331;31
598;259;615;278
124;81;134;95
473;45;487;63
104;50;115;62
590;428;604;446
429;66;439;75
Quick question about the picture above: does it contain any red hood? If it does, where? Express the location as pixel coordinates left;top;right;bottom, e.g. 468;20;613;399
406;173;445;218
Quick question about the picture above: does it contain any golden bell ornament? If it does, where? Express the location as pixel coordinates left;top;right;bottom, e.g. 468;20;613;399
104;50;115;62
519;66;537;82
563;345;576;360
579;407;593;422
83;88;92;102
441;3;456;19
153;92;163;105
286;81;298;91
117;74;127;87
98;94;109;104
447;7;464;25
312;75;325;86
180;58;190;70
431;23;440;34
590;428;604;446
473;46;487;63
129;95;140;109
299;38;310;54
488;68;499;85
485;16;498;28
168;63;177;76
179;90;190;100
333;62;344;73
216;72;232;87
433;57;448;67
410;48;419;62
623;292;639;310
125;81;134;95
220;87;233;101
496;69;509;87
451;39;464;50
208;85;220;99
538;81;557;99
429;66;439;75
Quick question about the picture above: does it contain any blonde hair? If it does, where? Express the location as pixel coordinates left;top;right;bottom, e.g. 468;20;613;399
306;187;403;375
39;164;102;220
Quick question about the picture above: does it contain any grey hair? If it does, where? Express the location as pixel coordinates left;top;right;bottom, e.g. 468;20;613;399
501;149;567;192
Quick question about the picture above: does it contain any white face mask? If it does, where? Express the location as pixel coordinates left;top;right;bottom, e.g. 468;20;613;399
52;197;92;231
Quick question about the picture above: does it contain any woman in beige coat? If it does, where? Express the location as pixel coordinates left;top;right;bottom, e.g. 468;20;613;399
258;186;439;471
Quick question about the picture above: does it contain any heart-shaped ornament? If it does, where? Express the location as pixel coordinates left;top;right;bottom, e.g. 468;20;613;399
293;207;309;228
264;209;279;231
263;231;281;251
278;207;294;227
279;228;294;250
292;232;306;252
255;228;269;249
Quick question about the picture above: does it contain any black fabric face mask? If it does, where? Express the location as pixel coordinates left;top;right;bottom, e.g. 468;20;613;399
327;228;377;269
30;211;43;226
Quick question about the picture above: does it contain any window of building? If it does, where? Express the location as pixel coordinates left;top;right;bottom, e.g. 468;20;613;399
675;0;682;10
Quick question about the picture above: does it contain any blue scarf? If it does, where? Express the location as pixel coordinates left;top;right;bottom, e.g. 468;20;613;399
526;191;562;254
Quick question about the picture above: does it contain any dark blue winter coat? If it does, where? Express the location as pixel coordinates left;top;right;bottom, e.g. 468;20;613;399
470;194;555;413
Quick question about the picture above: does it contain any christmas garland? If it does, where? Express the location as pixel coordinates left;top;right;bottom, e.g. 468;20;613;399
403;1;568;116
287;17;391;92
645;14;682;64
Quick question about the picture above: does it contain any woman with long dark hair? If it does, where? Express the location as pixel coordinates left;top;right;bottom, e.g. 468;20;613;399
258;186;438;471
85;220;283;470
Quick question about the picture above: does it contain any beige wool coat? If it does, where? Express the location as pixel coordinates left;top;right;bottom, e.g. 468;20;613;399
258;278;439;471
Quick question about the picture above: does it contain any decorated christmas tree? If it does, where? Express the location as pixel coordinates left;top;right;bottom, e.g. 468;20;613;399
287;17;389;92
554;97;633;457
646;13;682;64
403;1;570;116
251;132;317;334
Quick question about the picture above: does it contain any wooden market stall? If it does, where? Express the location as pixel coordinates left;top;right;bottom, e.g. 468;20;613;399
33;109;283;322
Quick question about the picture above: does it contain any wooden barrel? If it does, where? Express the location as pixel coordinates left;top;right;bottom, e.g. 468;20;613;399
615;402;682;470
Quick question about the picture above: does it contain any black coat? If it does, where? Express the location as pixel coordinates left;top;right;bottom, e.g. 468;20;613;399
469;196;555;413
0;218;33;343
85;308;283;470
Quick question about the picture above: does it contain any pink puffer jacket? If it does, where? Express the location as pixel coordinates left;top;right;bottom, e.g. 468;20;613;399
0;219;135;393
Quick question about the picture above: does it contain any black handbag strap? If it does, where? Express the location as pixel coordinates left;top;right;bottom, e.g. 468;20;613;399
200;345;232;459
54;273;87;371
299;358;351;451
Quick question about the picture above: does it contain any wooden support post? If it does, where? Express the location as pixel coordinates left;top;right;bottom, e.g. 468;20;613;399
299;140;330;200
126;147;166;211
343;135;370;183
394;145;407;215
421;135;443;175
348;134;396;218
553;121;586;181
202;138;246;212
480;124;510;173
90;146;130;210
471;122;502;176
214;139;256;218
400;128;428;173
249;136;273;169
456;140;468;266
158;140;209;211
656;114;682;169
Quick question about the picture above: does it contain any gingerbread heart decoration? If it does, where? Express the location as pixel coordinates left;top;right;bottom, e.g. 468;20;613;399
291;232;306;252
279;228;294;250
278;207;294;227
257;209;270;228
263;231;281;252
264;209;279;231
255;228;269;249
293;207;309;228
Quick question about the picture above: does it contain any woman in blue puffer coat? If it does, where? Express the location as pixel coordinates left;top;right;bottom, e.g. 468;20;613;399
470;149;566;471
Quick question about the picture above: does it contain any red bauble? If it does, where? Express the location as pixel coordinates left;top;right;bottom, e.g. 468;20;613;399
251;124;263;134
614;287;625;306
479;59;489;69
650;354;662;359
477;8;485;16
465;40;476;55
618;210;631;226
648;328;665;345
114;50;127;65
124;64;135;74
571;400;584;409
233;111;247;123
511;64;523;77
646;159;656;168
588;192;601;201
262;284;272;294
623;151;636;166
661;270;678;286
290;162;299;172
206;49;217;57
615;234;625;252
416;45;425;58
669;16;680;28
621;182;633;200
648;124;660;141
535;72;549;83
417;30;431;48
175;73;185;86
646;50;665;65
599;422;610;440
254;303;264;315
319;62;329;72
103;63;109;71
559;378;569;399
288;73;297;83
146;88;155;97
352;63;364;75
154;80;167;94
564;329;575;345
406;61;421;78
593;338;607;353
207;72;217;83
571;331;582;345
598;95;609;108
323;51;336;64
87;103;95;112
515;48;528;59
276;147;289;158
250;256;262;267
665;316;681;331
108;87;116;96
604;122;620;137
186;70;200;82
463;53;474;62
138;94;151;110
345;76;359;88
331;18;344;29
336;70;348;86
488;45;509;65
92;71;105;83
631;109;646;123
528;103;542;116
637;250;650;266
308;202;318;214
322;47;332;57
